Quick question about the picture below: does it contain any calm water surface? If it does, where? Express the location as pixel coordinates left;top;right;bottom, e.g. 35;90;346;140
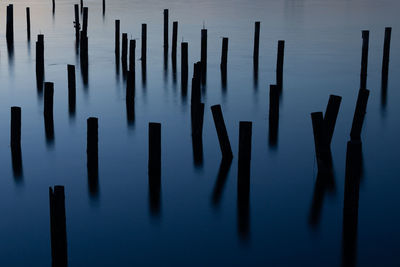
0;0;399;266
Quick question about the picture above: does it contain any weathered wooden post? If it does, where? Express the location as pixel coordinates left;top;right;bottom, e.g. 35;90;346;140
181;42;188;89
360;30;369;90
381;27;392;90
129;39;136;72
6;4;14;45
350;89;370;141
74;4;80;43
87;117;99;194
11;107;21;147
172;21;178;60
67;65;76;116
237;121;252;241
324;95;342;145
164;9;169;49
220;37;229;71
201;28;207;84
115;20;120;57
211;105;233;159
269;84;279;147
253;21;260;65
141;24;147;63
149;123;161;177
26;7;31;41
276;40;285;90
49;185;68;267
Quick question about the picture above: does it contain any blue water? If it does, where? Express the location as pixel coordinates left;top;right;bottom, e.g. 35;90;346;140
0;0;399;266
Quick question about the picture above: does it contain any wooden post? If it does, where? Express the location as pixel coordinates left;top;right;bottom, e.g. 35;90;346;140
269;84;279;146
253;22;260;65
211;105;233;159
164;9;169;49
52;0;55;13
191;103;205;166
115;20;120;57
324;95;342;145
6;5;14;44
360;30;369;90
36;34;45;85
74;5;80;42
201;28;207;82
276;40;285;90
67;65;76;115
80;0;83;13
121;33;128;63
87;117;99;190
129;39;136;72
237;121;252;240
172;21;178;60
311;112;332;173
102;0;105;15
220;37;228;71
149;123;161;177
44;82;54;118
191;63;201;105
26;7;31;41
49;186;68;267
141;24;147;63
350;89;370;141
126;70;135;103
381;27;392;89
11;107;21;147
181;42;188;86
82;7;88;38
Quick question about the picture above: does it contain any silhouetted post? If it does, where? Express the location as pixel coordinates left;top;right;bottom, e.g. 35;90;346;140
164;9;169;49
181;42;188;88
141;24;147;63
52;0;55;13
87;117;99;193
237;121;252;241
6;4;14;45
342;140;362;267
129;39;136;72
191;102;205;166
80;0;83;13
172;22;178;60
126;70;135;103
102;0;105;15
201;28;207;84
74;4;80;42
67;65;76;115
269;84;279;146
36;35;45;86
191;62;201;105
44;82;54;118
360;30;369;90
323;95;342;145
49;186;68;267
350;89;370;141
253;22;260;65
26;8;31;41
122;33;128;62
149;123;161;177
115;20;120;57
220;37;229;71
82;7;88;38
311;112;331;173
381;27;392;90
276;40;285;90
11;107;21;147
211;105;233;159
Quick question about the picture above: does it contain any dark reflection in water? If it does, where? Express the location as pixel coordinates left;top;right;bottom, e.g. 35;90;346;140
221;67;227;93
141;61;147;88
341;140;363;267
80;56;89;87
191;104;205;169
163;47;168;82
308;155;335;229
148;172;162;218
11;146;24;182
44;116;55;147
7;42;14;73
211;157;232;208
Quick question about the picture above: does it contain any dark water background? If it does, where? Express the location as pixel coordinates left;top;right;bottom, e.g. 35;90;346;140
0;0;399;266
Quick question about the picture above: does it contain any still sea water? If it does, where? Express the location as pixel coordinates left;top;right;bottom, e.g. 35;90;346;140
0;0;399;266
